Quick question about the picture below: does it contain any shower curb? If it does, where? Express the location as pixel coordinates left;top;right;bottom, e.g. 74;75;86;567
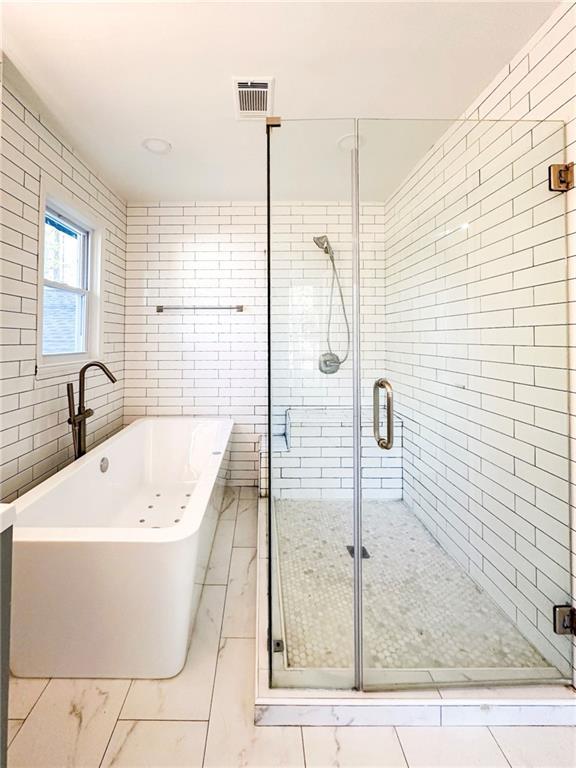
254;699;576;727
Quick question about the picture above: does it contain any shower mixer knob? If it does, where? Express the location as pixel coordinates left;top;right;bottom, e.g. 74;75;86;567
319;352;341;375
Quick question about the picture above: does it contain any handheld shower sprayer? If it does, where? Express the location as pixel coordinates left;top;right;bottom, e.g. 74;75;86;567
313;234;351;375
313;235;333;256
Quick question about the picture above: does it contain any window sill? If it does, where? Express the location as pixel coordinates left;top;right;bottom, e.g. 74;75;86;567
35;358;91;381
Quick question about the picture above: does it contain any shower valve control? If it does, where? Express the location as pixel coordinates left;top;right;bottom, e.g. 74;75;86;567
553;604;576;635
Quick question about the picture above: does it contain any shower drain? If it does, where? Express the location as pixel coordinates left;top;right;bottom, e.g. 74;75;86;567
346;545;370;559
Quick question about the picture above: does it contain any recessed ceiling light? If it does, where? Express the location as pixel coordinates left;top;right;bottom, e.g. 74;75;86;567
142;137;172;155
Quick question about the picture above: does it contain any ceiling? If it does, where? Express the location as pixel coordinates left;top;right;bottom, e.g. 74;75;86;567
2;1;559;202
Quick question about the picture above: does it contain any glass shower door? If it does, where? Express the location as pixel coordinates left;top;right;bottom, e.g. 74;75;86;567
268;119;357;689
358;117;572;690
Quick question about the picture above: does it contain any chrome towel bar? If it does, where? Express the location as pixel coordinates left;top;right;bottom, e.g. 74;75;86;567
156;304;244;313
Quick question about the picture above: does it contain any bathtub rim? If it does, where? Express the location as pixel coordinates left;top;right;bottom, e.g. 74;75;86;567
12;416;234;545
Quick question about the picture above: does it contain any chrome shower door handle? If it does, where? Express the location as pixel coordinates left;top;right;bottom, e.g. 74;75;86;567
373;378;393;450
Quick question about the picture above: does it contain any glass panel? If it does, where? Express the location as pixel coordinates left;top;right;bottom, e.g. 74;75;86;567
42;286;86;355
358;118;571;690
44;213;87;288
268;119;356;689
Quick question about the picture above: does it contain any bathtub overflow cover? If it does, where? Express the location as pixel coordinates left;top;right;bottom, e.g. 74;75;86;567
100;457;110;473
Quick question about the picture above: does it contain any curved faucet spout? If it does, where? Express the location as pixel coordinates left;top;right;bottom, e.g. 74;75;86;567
79;360;117;382
79;361;117;410
68;361;117;460
80;360;118;400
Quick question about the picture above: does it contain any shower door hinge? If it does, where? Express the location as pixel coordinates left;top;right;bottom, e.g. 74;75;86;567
548;162;574;192
553;605;576;635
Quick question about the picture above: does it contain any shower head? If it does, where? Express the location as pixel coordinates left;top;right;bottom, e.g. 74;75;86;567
313;235;333;257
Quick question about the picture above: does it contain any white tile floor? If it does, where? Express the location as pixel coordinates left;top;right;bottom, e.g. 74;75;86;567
7;487;576;767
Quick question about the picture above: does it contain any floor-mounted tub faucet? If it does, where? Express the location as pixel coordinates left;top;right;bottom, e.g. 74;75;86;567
67;361;117;460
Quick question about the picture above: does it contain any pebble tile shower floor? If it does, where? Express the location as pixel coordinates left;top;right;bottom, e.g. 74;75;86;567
274;499;553;674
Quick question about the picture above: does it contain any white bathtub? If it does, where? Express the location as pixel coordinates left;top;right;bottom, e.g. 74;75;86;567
10;416;233;679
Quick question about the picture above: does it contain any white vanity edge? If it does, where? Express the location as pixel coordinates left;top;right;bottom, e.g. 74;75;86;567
0;504;15;533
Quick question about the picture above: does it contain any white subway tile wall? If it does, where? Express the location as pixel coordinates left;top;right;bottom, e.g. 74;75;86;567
0;84;126;501
266;202;396;498
379;4;575;675
124;201;393;494
268;411;403;501
124;203;268;486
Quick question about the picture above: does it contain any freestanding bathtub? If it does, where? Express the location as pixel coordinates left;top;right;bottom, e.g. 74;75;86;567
10;416;233;679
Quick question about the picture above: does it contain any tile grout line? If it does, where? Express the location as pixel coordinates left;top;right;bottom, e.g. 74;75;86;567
487;725;514;768
115;717;210;723
98;680;134;768
299;725;307;767
7;676;51;753
393;727;410;768
201;489;241;767
6;719;24;749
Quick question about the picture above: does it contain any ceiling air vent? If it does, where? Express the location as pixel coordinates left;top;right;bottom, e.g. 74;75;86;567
234;78;274;119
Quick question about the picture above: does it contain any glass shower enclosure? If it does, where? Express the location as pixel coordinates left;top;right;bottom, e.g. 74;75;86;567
266;117;572;692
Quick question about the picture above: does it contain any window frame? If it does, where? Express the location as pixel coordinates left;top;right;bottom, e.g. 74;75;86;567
36;175;104;379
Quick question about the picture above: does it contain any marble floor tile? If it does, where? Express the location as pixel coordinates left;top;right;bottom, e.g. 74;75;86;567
205;519;235;585
100;720;207;767
222;546;257;638
8;676;49;719
396;727;509;768
491;726;576;767
441;704;576;727
120;585;225;720
440;684;576;699
220;486;240;520
234;497;258;547
8;679;130;768
258;498;268;558
240;485;258;499
204;637;304;767
7;721;23;747
302;726;408;767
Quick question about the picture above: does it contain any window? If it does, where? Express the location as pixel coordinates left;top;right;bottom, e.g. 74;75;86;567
42;212;89;356
37;176;103;377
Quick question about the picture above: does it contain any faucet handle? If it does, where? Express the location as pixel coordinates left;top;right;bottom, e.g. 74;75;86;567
66;382;76;420
66;382;80;458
